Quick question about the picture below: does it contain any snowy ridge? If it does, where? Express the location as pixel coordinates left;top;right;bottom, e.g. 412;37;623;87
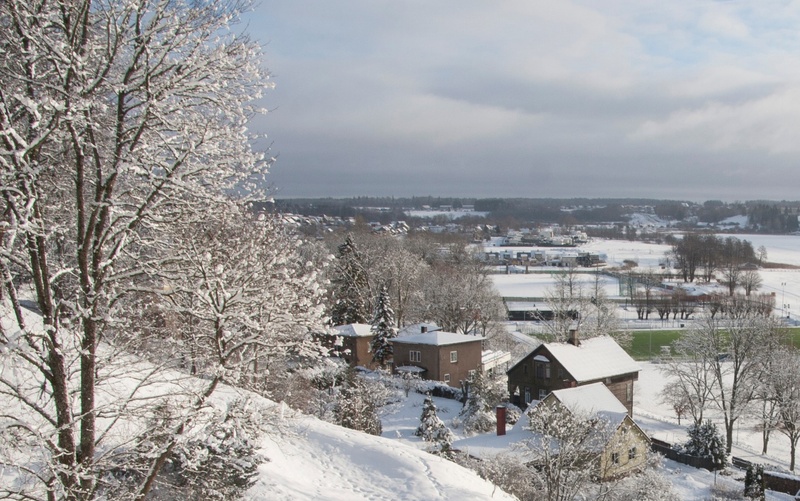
250;406;516;500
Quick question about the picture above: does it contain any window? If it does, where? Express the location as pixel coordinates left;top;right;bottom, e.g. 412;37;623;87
611;452;620;465
468;369;476;380
524;387;531;404
409;350;421;363
444;373;451;383
538;389;548;400
450;350;458;363
536;364;544;378
558;367;564;379
628;447;637;460
626;382;632;402
544;363;551;379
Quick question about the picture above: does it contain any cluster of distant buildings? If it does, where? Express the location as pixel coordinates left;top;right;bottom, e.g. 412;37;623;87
501;227;590;247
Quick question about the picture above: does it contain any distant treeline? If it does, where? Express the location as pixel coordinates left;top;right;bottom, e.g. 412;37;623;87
264;197;800;234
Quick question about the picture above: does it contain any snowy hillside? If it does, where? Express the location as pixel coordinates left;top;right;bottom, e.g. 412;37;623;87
250;404;515;500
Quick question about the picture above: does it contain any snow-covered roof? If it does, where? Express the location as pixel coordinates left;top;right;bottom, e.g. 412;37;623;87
390;331;485;346
395;365;426;373
333;323;373;337
549;382;628;425
397;322;440;337
540;336;640;382
454;386;630;462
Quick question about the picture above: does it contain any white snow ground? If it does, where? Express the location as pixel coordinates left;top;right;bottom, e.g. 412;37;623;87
249;400;515;500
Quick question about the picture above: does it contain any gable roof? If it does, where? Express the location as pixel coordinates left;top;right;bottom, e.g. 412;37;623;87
548;382;628;426
390;331;485;347
512;335;639;382
333;323;373;338
453;385;647;462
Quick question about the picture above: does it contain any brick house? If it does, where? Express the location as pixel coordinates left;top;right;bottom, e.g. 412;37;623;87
390;330;484;387
506;331;640;415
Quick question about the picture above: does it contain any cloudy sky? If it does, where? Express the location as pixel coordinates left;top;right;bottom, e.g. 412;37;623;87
248;1;800;201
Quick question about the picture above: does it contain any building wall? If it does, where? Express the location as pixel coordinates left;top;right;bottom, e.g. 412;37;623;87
436;341;482;387
349;336;378;369
393;340;482;387
507;347;577;405
604;376;637;417
320;334;378;370
598;417;650;480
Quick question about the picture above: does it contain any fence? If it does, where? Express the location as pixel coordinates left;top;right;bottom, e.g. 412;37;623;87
650;438;721;471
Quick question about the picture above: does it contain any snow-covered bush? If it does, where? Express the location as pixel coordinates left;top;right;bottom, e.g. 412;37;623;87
600;453;679;501
334;369;383;436
451;453;539;500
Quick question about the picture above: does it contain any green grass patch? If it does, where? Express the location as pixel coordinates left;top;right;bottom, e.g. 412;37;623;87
625;326;800;360
626;330;684;361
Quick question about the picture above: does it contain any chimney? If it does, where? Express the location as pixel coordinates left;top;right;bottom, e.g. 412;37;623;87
496;405;507;436
421;326;428;333
568;328;580;346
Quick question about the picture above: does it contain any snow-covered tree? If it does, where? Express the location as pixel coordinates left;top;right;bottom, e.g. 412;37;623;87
151;206;329;396
370;285;397;368
415;394;454;452
335;369;383;436
764;349;800;470
329;234;371;325
674;312;781;453
681;420;728;469
0;0;308;498
659;345;715;426
543;266;623;345
456;371;497;434
522;401;616;501
744;463;765;500
419;256;505;335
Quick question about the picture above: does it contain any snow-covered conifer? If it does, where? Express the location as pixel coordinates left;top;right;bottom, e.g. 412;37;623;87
329;234;371;325
744;463;765;500
682;420;728;468
415;394;454;451
370;285;397;367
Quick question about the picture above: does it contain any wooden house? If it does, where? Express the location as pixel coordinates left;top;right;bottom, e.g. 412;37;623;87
506;331;640;415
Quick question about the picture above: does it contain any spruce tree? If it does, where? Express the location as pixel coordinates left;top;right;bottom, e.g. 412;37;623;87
370;285;398;368
683;420;728;469
415;394;454;451
329;234;370;325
